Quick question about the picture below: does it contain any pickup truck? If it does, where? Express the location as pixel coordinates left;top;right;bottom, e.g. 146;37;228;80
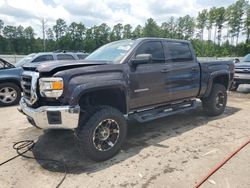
19;38;234;161
230;54;250;91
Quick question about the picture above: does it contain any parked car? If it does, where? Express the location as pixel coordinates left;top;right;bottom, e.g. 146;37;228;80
15;51;89;67
0;58;22;106
19;38;234;161
230;53;250;91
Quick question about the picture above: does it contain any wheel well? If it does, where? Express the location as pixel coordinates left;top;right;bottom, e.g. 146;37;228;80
79;88;127;114
0;79;21;90
213;75;229;89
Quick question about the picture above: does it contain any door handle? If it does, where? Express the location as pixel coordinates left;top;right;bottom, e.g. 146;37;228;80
161;69;170;73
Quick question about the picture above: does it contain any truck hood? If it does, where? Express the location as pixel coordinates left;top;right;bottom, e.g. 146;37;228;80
235;62;250;68
22;60;107;72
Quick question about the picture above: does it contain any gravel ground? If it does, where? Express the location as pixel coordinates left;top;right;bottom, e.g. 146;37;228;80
0;85;250;188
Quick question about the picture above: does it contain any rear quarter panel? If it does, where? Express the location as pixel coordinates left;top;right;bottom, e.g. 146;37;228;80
199;60;234;97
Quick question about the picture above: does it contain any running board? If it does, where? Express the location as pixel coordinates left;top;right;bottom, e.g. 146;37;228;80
130;100;197;123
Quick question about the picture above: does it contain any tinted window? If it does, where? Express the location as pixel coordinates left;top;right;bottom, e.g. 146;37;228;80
32;55;53;63
77;54;88;59
57;54;75;60
167;42;193;62
135;41;164;63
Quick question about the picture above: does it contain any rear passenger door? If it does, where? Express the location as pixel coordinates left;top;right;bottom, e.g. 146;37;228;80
163;41;200;101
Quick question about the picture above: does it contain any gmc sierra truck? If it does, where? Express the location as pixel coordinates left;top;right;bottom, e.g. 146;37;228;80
19;38;234;161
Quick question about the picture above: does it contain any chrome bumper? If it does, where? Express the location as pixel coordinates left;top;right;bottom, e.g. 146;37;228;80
19;98;80;129
234;73;250;80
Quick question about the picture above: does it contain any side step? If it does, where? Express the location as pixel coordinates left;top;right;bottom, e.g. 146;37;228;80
130;100;197;123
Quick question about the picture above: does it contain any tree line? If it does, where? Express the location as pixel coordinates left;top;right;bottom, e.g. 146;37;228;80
0;0;249;57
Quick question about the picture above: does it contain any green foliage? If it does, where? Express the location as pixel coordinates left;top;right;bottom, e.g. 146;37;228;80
123;24;132;39
196;9;208;40
143;18;160;37
0;19;4;33
0;0;249;56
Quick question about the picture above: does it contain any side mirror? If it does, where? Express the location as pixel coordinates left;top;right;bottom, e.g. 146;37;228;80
130;54;152;66
233;58;240;64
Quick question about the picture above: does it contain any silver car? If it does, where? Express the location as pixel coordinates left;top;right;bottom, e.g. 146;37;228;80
15;52;89;67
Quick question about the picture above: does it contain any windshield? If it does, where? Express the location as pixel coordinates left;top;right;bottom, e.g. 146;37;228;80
15;53;36;67
243;54;250;62
85;40;135;63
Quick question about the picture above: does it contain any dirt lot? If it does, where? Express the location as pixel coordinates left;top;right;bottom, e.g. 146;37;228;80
0;86;250;188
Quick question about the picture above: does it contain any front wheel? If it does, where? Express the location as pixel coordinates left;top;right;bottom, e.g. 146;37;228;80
76;106;127;161
202;84;227;116
0;83;21;106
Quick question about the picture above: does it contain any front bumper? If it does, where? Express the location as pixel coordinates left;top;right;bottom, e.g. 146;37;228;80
234;73;250;84
19;98;80;129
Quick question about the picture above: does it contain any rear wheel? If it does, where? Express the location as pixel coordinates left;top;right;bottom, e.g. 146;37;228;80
76;105;127;161
202;84;227;116
0;83;21;106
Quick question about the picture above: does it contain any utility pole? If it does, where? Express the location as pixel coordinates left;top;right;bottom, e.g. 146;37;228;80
41;18;48;52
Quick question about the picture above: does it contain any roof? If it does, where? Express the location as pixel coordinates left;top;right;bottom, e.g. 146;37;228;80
135;37;190;43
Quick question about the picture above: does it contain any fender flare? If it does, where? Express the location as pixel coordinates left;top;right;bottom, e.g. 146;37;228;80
69;80;129;112
204;70;230;98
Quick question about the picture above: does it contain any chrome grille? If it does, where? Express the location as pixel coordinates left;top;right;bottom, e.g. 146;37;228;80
21;75;32;100
21;71;39;105
235;68;250;73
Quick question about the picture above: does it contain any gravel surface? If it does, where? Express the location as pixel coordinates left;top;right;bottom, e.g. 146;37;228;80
0;85;250;188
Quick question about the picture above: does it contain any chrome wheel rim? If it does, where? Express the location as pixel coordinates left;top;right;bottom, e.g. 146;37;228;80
93;119;120;151
0;87;17;104
215;92;225;109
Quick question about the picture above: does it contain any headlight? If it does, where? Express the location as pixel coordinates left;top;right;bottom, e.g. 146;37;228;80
39;77;63;98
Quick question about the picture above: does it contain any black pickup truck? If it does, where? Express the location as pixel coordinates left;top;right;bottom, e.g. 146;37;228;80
19;38;234;161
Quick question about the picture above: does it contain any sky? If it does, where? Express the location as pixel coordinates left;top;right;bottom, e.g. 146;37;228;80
0;0;236;38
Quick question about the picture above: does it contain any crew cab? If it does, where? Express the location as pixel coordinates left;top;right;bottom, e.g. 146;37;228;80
18;38;234;161
230;54;250;91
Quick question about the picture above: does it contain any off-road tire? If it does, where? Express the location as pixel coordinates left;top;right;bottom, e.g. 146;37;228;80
0;83;21;106
76;105;127;161
202;84;227;116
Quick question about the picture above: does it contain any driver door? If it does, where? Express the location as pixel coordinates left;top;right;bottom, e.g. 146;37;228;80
128;40;168;110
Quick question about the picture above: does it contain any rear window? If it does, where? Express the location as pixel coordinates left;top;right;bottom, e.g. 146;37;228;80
167;42;193;62
32;55;54;63
57;54;75;60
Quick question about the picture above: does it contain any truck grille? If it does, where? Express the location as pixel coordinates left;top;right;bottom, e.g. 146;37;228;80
235;68;250;73
21;75;32;100
21;71;39;105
